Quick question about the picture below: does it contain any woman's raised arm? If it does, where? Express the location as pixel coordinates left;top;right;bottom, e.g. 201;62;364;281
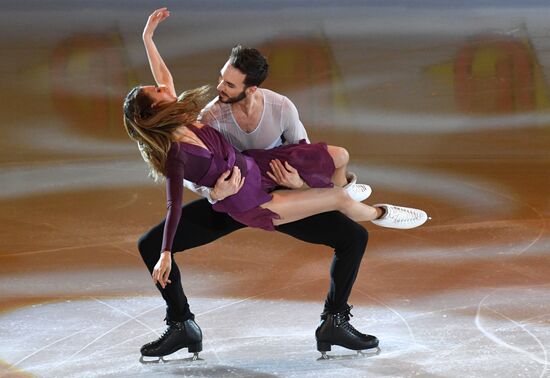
142;8;177;97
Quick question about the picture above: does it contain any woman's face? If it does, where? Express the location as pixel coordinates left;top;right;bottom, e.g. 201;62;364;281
141;85;177;107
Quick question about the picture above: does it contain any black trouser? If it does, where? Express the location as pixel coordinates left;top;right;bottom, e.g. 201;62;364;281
138;198;368;322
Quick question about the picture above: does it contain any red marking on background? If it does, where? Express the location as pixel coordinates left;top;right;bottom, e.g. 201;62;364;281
51;33;130;139
454;37;535;113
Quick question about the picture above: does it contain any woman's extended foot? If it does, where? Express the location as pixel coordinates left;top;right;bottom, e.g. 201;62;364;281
371;204;429;229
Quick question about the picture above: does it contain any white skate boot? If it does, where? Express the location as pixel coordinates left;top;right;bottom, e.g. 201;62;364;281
371;204;429;229
344;172;372;202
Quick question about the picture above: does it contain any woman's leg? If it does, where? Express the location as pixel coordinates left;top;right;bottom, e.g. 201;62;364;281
325;145;373;202
262;187;383;226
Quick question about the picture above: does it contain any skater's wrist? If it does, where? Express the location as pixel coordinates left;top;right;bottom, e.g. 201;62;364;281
210;188;225;201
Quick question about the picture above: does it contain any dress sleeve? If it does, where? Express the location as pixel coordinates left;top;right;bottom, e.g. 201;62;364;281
160;154;185;253
281;96;310;144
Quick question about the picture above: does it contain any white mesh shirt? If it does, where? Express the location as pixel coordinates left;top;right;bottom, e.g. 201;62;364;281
199;88;309;151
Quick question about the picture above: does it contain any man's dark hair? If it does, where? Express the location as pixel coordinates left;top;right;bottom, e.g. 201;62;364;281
229;45;269;87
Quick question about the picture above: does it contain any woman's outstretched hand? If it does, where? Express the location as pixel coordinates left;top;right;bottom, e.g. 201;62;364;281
152;251;172;289
143;7;170;39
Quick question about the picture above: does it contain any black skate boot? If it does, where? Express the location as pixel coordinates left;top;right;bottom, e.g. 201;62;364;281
140;319;202;362
315;305;379;359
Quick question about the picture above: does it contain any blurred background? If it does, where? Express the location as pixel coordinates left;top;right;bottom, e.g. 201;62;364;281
1;1;549;377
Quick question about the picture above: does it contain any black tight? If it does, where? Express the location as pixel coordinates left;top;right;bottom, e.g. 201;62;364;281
138;199;368;321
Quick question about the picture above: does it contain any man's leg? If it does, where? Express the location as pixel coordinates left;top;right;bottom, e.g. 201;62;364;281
138;198;246;357
275;211;367;312
138;198;246;321
275;211;378;353
138;199;245;321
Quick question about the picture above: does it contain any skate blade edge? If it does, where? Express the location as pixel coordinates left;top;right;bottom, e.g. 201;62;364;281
317;347;381;361
139;353;204;364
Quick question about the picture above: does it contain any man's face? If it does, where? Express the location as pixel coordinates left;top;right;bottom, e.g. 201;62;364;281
217;61;248;104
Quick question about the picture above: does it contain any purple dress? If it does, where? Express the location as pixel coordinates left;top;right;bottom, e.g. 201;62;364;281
161;124;335;252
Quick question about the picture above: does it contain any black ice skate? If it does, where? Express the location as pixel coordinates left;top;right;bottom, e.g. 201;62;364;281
315;305;380;360
140;319;202;363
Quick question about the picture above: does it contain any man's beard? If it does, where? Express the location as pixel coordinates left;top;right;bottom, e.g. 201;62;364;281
219;89;247;104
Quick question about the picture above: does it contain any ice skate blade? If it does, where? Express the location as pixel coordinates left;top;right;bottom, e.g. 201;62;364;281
139;356;167;364
317;347;381;361
139;353;203;364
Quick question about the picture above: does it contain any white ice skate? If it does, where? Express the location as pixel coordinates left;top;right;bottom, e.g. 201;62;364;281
344;172;372;202
371;204;429;229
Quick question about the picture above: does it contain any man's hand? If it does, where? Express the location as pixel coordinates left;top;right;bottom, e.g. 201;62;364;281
266;159;304;189
143;7;170;39
211;166;245;201
152;251;172;289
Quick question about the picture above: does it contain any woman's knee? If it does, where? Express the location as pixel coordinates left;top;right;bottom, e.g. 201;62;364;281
328;146;349;168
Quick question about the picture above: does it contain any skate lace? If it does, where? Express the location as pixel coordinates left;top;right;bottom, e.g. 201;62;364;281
156;328;172;343
388;206;420;223
338;305;364;337
155;321;180;343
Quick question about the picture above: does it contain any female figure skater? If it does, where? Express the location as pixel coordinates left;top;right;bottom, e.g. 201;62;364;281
123;85;427;280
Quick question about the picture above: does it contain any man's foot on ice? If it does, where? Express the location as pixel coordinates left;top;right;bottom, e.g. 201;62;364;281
315;305;379;359
140;319;202;362
371;204;429;229
344;172;372;202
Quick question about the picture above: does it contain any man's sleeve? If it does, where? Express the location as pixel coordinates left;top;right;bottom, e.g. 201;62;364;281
193;104;220;203
183;180;217;204
281;96;310;144
198;107;219;130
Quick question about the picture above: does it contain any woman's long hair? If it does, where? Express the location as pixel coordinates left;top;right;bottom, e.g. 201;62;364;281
123;85;211;181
